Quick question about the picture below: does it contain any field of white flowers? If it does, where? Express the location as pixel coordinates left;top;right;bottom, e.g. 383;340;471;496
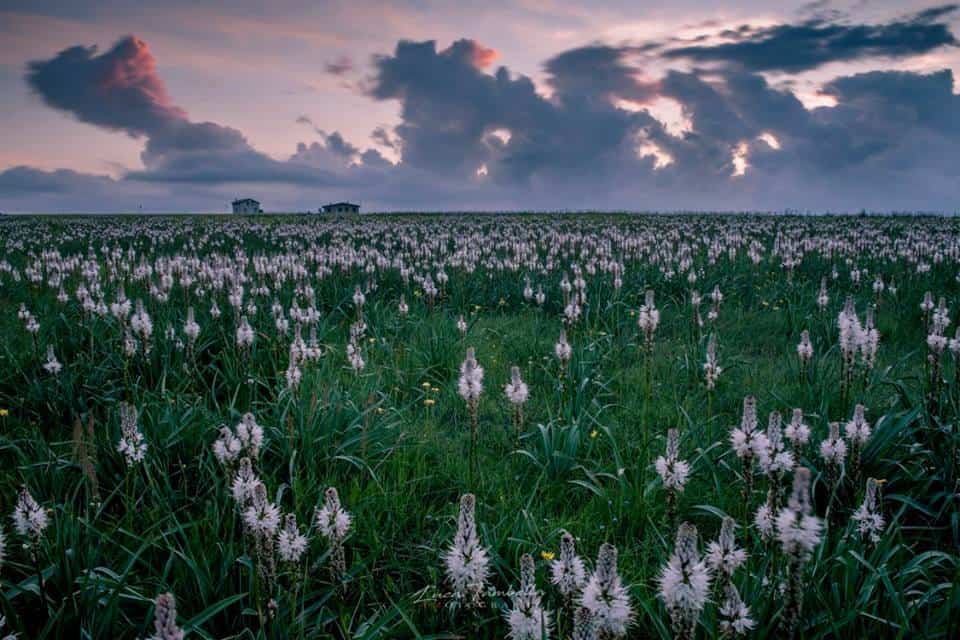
0;213;957;639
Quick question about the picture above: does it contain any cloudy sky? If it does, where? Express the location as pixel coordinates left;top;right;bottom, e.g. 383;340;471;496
1;0;958;212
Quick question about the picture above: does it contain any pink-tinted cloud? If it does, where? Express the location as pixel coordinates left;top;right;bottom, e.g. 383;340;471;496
26;36;274;176
98;37;186;118
443;39;500;69
27;35;186;137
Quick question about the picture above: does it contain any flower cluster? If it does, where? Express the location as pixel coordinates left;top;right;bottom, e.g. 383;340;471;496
581;543;633;638
444;493;490;609
116;402;148;467
658;522;711;640
213;413;265;465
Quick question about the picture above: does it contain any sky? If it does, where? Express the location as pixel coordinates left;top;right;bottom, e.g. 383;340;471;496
1;0;959;213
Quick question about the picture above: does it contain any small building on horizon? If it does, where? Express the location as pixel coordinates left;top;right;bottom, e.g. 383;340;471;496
321;201;360;214
232;198;263;214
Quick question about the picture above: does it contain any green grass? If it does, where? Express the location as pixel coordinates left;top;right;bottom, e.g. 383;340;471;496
0;213;957;639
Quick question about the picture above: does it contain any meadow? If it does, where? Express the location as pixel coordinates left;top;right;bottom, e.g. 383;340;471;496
0;213;957;639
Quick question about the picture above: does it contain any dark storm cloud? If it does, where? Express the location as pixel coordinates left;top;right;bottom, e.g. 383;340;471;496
543;44;659;103
367;38;657;185
678;67;960;207
812;69;960;169
651;64;960;177
822;68;960;135
663;5;959;72
367;39;525;174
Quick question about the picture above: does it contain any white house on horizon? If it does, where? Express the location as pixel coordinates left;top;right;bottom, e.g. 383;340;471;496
232;198;262;214
321;201;360;214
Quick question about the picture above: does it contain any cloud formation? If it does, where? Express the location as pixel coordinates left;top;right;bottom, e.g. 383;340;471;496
24;35;383;187
544;45;659;103
27;36;249;165
3;8;960;213
26;36;186;135
662;4;958;72
367;37;661;190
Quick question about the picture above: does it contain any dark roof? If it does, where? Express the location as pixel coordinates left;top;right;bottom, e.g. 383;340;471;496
232;198;260;205
323;202;359;208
